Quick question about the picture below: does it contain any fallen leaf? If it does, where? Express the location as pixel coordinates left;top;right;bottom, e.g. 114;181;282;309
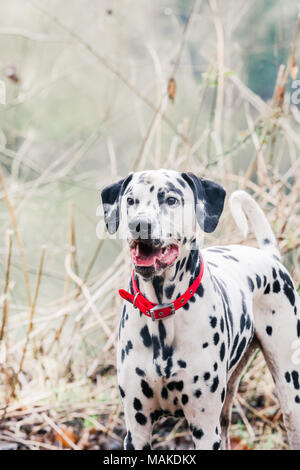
230;435;251;450
168;77;176;102
54;426;76;448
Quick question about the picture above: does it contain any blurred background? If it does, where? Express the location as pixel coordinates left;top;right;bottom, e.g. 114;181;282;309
0;0;299;450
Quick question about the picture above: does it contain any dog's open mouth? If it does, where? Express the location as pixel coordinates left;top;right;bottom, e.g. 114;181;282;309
130;241;179;270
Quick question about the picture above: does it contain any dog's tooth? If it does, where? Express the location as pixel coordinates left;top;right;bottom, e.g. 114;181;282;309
136;244;139;256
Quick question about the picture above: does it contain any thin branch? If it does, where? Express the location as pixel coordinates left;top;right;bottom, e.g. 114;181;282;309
0;231;13;340
18;245;46;375
0;166;32;307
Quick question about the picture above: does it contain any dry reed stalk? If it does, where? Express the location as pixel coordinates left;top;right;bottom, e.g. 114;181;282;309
0;166;32;308
0;231;13;419
233;396;255;440
18;245;46;375
48;203;77;353
0;231;13;340
209;0;224;153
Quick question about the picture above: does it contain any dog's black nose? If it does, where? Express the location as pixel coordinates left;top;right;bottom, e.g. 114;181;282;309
129;217;153;241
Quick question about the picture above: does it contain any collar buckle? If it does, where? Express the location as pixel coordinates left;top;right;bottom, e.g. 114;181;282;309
132;292;140;308
149;303;175;321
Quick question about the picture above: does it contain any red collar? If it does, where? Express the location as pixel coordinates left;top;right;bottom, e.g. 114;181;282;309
119;253;204;321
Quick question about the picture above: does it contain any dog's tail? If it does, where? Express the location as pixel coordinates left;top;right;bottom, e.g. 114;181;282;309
229;190;280;260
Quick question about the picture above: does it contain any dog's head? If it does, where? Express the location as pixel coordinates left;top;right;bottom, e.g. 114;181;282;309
101;170;225;279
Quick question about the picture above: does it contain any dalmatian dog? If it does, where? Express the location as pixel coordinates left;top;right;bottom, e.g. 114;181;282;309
101;169;300;450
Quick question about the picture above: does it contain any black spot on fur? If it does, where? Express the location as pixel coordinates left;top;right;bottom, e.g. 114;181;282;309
193;375;199;383
223;255;239;262
229;337;247;370
164;357;173;379
220;342;225;361
256;274;261;288
211;376;219;393
136;367;145;377
240;313;246;333
279;270;295;306
178;360;187;368
153;276;164;303
177;178;186;188
119;386;125;398
247;277;254;292
197;284;204;298
125;340;133;355
134;398;142;411
152;336;160;360
291;371;300;390
155;364;162;376
135;412;147;425
165;284;175;299
150;409;163;424
140;325;152;347
204;372;210;381
213;332;220;345
273;280;281;293
125;431;135;450
182;394;189;405
264;283;271;294
210;316;217;328
167;380;184;392
283;283;295;307
285;372;291;383
141;379;154;398
266;326;273;336
203;342;209;349
161;387;168;400
191;425;204;440
213;441;221;450
221;388;225;402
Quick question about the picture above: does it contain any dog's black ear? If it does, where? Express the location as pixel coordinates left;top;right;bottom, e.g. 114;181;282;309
181;173;226;233
101;174;133;234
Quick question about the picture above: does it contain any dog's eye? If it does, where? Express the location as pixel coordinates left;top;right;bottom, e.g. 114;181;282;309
127;197;134;206
166;197;178;206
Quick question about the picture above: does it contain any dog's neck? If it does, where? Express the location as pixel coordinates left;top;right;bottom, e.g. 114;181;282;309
133;245;202;305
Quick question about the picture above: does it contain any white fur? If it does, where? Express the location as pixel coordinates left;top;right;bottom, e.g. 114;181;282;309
229;190;280;259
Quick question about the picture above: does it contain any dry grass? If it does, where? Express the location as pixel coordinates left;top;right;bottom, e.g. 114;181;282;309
0;1;299;451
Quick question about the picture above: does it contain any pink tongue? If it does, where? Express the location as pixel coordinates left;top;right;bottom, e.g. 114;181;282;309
132;248;162;267
131;245;179;268
160;245;179;266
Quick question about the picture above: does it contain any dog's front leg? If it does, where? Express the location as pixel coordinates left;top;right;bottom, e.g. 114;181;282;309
119;369;156;450
184;392;223;450
122;401;154;450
